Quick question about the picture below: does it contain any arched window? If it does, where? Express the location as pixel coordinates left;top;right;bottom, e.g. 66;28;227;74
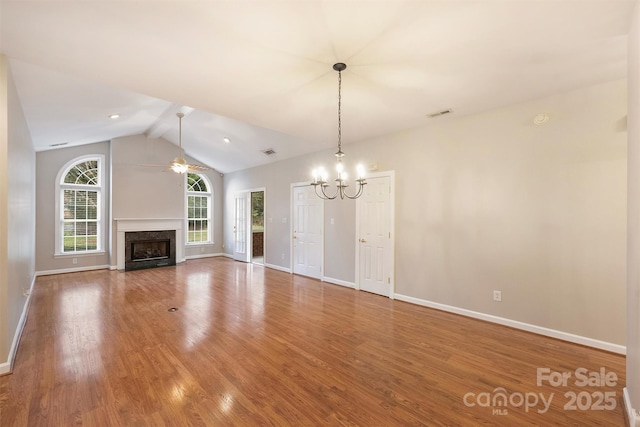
186;172;212;244
56;156;104;254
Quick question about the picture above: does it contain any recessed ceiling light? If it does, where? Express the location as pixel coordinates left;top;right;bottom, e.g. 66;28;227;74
533;113;550;125
108;114;120;119
223;137;231;143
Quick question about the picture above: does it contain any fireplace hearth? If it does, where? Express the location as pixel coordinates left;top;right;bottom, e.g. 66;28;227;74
125;230;176;271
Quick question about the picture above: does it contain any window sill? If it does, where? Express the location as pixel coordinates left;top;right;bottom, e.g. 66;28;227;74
186;242;215;246
54;251;106;259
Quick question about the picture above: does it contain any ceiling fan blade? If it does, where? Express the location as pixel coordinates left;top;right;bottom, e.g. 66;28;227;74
186;164;212;172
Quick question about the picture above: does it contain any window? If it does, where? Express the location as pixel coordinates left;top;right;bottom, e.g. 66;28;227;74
187;173;212;244
57;156;103;254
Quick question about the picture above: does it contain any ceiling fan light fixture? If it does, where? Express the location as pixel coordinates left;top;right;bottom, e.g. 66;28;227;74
170;112;213;174
171;157;188;174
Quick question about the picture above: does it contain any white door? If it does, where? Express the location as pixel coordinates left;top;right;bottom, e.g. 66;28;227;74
233;192;251;262
292;185;323;278
357;174;394;297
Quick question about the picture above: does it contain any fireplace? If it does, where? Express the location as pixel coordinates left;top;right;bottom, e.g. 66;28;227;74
125;230;176;271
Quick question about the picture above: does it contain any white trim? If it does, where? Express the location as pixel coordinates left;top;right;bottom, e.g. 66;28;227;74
394;293;626;355
185;252;226;260
0;275;36;375
220;253;234;259
624;388;640;427
322;276;354;289
54;250;106;259
265;263;291;273
36;264;111;277
355;170;395;298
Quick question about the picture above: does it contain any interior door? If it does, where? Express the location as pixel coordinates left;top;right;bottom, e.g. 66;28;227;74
292;185;322;278
357;174;393;297
233;192;251;262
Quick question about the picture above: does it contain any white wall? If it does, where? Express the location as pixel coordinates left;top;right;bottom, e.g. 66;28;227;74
626;0;640;412
0;55;36;370
225;78;627;346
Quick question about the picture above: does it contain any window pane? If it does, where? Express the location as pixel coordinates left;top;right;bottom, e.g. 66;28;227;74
76;222;87;236
64;160;98;185
87;222;97;235
86;236;97;250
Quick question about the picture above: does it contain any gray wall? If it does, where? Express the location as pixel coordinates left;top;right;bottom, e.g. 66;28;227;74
110;134;224;264
225;78;627;346
36;142;111;272
0;56;36;366
627;0;640;411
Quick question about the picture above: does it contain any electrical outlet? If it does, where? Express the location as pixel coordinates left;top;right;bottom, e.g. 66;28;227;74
72;258;78;265
493;290;502;302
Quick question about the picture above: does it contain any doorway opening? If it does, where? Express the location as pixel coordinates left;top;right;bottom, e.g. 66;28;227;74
251;191;264;264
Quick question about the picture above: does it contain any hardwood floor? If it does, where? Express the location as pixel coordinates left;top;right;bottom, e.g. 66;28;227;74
0;258;626;426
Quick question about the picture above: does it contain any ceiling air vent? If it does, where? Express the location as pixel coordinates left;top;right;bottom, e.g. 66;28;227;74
427;108;453;118
262;148;276;156
49;142;69;147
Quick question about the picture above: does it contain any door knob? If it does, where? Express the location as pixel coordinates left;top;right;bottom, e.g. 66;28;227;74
359;238;366;243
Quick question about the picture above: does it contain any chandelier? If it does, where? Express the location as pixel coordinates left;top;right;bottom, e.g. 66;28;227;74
311;63;366;200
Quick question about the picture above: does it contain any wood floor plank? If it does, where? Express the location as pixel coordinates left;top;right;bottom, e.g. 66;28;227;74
0;258;627;426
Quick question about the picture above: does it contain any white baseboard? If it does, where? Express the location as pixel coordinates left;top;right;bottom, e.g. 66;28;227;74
36;264;111;276
323;276;355;289
394;293;626;355
221;253;234;259
185;252;226;260
0;274;36;375
264;263;291;273
624;388;640;427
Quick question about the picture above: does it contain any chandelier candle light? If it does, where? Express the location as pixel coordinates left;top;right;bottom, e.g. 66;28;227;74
311;63;366;200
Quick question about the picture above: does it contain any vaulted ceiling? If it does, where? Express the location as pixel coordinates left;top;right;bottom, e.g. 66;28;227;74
0;1;635;173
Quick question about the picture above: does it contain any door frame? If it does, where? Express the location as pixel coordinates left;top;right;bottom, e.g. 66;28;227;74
355;170;395;298
234;186;267;263
290;182;324;278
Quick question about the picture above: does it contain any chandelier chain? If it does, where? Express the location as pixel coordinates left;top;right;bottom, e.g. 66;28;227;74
337;69;342;153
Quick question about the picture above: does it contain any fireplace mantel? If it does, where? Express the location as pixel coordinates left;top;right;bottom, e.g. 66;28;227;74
115;218;184;270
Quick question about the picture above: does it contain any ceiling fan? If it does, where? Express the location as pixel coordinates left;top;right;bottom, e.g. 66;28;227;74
166;112;211;173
